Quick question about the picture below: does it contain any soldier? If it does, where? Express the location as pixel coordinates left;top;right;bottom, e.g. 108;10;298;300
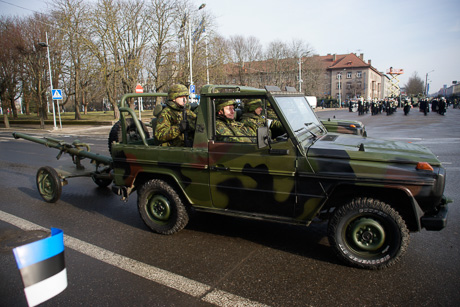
155;84;196;147
240;99;265;133
438;98;446;115
215;99;254;142
358;98;364;115
241;99;284;138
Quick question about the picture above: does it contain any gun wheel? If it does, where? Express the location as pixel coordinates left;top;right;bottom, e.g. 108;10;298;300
328;197;409;270
137;179;189;235
36;166;62;203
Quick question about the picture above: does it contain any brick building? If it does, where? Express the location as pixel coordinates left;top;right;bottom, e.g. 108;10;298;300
220;52;395;101
315;53;384;102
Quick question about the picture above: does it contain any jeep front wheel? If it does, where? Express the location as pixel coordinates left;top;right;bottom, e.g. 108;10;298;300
328;197;409;270
137;179;189;235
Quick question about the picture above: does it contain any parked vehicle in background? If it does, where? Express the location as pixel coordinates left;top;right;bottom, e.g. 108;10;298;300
320;117;367;136
305;96;317;108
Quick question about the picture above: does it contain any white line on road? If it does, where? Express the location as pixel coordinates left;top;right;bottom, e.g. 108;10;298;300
0;210;269;307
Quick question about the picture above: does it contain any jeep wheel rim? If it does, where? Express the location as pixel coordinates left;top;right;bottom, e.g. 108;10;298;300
348;218;385;251
147;195;171;222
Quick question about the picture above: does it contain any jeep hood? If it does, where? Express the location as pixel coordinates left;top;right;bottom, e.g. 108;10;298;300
307;133;441;166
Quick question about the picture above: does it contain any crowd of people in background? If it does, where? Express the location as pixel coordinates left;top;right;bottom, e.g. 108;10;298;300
347;96;458;117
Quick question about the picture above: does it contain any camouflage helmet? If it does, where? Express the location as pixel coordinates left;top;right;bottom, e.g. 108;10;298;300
168;84;189;101
244;99;262;113
215;99;237;111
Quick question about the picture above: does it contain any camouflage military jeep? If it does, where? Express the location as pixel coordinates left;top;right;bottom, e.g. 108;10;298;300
110;84;449;270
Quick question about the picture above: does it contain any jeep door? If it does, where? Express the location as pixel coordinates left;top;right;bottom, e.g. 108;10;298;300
209;138;297;218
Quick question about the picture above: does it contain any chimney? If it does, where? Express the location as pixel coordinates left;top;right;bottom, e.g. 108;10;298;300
368;59;372;66
332;54;336;61
359;53;364;60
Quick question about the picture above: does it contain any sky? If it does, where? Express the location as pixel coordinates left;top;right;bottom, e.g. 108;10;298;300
1;0;459;94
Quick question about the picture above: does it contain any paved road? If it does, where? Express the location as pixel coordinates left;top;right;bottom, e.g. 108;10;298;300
1;107;459;306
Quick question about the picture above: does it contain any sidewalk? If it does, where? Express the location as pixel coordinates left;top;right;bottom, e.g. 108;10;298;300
1;124;113;136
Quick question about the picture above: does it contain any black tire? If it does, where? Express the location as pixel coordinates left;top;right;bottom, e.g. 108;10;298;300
328;197;409;270
36;166;62;203
91;174;112;188
137;179;189;235
108;118;150;154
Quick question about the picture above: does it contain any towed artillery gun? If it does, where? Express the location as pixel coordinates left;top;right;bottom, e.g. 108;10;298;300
13;85;450;270
12;133;113;202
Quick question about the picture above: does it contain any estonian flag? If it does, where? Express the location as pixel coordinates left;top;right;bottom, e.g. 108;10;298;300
13;228;67;307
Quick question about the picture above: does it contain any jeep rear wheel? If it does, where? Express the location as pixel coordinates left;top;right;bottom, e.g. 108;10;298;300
137;179;189;235
328;197;409;270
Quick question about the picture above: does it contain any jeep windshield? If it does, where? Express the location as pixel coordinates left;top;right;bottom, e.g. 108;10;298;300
274;96;324;143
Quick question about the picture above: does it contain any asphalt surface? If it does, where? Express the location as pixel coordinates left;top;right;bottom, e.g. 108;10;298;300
0;106;459;307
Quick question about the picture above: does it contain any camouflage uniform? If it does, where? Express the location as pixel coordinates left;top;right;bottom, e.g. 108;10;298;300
240;99;265;133
242;99;284;137
155;84;197;147
215;99;254;143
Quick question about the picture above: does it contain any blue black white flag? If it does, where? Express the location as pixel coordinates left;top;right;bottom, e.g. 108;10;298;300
13;228;67;307
193;18;205;42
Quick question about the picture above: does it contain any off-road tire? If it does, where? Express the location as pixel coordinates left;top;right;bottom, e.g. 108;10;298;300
328;197;409;270
137;179;189;235
108;118;150;154
36;166;62;203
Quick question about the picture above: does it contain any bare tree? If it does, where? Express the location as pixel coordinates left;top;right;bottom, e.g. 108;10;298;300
264;40;290;88
144;0;178;94
0;17;24;126
405;71;425;96
207;34;231;84
17;14;51;129
86;0;124;119
227;35;263;85
53;0;92;118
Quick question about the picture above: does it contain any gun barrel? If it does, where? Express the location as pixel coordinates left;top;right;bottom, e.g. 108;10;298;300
12;132;112;165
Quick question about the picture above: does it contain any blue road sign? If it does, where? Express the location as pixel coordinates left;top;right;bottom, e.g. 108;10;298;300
190;85;195;94
52;89;63;100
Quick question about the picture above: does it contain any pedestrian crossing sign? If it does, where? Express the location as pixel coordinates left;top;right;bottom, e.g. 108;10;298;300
52;89;63;100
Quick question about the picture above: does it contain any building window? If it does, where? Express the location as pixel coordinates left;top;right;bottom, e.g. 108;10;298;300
336;73;342;79
347;72;352;79
337;82;341;89
357;71;362;78
346;82;352;89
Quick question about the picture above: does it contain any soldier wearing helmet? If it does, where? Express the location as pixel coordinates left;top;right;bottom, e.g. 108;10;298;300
240;99;283;136
155;84;196;147
240;99;265;132
215;99;254;142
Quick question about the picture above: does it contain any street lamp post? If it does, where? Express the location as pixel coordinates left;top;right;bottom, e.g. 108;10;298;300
188;3;206;87
199;4;210;84
425;70;434;97
38;32;58;130
298;56;302;92
338;73;341;107
338;69;346;108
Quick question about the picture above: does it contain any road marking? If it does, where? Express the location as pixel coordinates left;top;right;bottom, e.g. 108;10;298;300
0;210;269;307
